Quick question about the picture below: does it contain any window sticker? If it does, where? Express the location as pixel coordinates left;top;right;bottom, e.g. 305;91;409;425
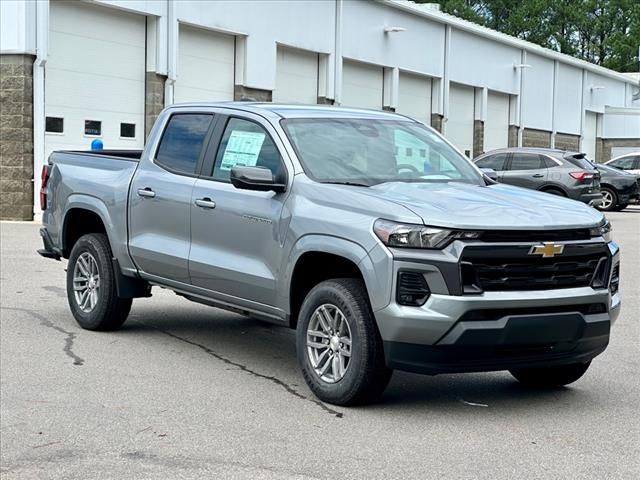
220;130;266;171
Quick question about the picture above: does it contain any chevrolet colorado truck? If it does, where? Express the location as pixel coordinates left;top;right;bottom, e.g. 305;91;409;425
39;103;621;406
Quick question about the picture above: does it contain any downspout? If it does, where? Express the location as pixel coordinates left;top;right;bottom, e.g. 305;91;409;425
517;50;526;147
551;60;558;148
164;0;177;106
442;24;451;136
32;0;49;220
334;0;343;105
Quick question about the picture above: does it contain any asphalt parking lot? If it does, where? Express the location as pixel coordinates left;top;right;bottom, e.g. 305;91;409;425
1;209;639;479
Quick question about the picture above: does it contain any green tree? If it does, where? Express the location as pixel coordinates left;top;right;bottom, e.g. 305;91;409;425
411;0;640;72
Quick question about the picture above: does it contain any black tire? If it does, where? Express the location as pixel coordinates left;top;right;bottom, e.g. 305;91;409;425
509;361;591;387
613;203;628;212
597;187;618;212
296;278;392;406
66;233;132;331
541;187;566;197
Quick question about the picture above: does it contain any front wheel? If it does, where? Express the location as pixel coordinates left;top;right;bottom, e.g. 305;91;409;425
296;278;392;406
66;233;132;331
509;362;591;387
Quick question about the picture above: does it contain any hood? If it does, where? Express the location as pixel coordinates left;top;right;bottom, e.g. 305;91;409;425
357;181;605;230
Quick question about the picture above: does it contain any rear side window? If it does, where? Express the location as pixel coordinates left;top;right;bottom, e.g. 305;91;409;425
565;156;595;169
509;153;543;171
610;157;635;169
156;114;213;175
475;153;508;171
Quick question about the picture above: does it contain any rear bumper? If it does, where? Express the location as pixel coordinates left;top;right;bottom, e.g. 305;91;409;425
37;227;61;260
576;192;603;206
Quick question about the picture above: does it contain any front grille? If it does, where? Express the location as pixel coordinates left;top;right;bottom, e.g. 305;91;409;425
479;229;592;242
461;243;609;292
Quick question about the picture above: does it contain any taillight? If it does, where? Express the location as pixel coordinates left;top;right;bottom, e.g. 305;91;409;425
569;171;594;181
40;165;50;210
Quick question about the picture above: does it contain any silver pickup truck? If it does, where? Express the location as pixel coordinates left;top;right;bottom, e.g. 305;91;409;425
39;103;621;406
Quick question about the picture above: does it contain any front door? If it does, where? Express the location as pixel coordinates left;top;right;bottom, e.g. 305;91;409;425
502;152;547;189
189;116;290;309
129;113;215;283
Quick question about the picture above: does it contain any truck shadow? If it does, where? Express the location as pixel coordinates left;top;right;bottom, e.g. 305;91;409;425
121;301;593;413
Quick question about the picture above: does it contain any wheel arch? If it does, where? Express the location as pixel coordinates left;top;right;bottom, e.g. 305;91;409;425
61;195;114;258
284;235;377;328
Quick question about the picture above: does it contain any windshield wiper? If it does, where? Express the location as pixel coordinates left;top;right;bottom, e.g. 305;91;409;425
320;180;370;187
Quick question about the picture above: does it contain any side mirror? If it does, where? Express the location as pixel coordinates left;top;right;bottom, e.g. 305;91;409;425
230;166;286;193
480;167;498;182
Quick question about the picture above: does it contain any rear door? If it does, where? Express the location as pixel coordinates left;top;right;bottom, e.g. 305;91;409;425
129;112;216;283
188;114;290;314
502;153;547;189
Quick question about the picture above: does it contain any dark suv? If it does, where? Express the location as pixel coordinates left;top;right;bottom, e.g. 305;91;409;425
474;148;602;205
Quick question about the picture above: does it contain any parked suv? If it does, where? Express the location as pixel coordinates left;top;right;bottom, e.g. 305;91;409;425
605;152;640;175
473;148;602;205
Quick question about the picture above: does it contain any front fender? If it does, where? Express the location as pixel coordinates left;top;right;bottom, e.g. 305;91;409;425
279;234;383;314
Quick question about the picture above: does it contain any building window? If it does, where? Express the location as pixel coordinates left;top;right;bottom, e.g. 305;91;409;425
120;123;136;139
45;117;64;134
84;120;102;136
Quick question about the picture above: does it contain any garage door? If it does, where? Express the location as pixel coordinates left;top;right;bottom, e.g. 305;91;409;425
174;25;235;103
397;72;431;124
447;83;475;157
583;111;597;161
341;60;383;109
484;91;510;152
45;1;145;156
273;46;318;104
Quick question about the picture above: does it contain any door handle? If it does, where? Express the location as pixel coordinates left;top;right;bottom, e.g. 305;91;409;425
195;198;216;209
532;174;545;178
137;188;156;198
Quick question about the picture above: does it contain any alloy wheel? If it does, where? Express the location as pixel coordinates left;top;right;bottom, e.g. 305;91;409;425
306;304;352;383
73;252;100;313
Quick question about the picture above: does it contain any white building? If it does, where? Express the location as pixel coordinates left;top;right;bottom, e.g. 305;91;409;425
1;0;639;220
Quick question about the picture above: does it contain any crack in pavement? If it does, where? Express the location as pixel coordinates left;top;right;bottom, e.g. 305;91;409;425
2;307;84;366
139;322;343;418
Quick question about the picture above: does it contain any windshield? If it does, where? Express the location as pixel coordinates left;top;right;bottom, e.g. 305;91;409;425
282;118;484;186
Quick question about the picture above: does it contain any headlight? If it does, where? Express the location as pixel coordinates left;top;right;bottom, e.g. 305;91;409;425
589;220;612;241
373;219;481;249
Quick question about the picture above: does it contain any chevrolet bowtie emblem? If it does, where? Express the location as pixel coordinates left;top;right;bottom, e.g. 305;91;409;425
529;242;564;258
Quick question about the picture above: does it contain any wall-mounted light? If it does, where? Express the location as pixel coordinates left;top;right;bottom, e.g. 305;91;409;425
513;64;532;70
384;26;407;34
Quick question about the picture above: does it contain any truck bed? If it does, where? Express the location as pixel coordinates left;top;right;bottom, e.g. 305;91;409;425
43;150;142;273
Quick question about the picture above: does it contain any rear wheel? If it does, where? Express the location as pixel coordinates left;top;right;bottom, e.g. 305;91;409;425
598;187;617;212
296;278;392;406
66;233;132;331
509;362;591;387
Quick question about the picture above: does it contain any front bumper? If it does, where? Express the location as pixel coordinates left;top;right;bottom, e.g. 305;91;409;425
371;238;620;375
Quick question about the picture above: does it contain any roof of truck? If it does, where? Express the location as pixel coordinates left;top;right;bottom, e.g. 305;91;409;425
167;102;417;121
